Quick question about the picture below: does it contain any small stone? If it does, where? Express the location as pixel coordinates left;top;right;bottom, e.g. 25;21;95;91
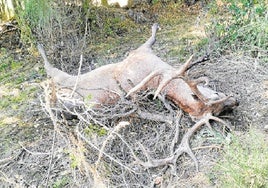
154;176;163;185
264;125;268;132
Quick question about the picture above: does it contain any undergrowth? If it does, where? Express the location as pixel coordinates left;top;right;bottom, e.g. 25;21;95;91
213;128;268;187
0;48;42;119
208;0;268;60
15;0;54;44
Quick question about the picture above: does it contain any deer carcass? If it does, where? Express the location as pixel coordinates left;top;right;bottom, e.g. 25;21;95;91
38;23;237;119
38;23;238;170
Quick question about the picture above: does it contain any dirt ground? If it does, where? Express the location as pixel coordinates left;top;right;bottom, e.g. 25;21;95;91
0;3;267;187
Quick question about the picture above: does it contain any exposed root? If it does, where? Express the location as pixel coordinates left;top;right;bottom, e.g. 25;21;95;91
95;121;130;167
132;113;229;172
37;79;233;187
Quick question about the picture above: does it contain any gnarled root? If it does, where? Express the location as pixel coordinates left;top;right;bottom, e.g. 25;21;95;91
133;113;229;171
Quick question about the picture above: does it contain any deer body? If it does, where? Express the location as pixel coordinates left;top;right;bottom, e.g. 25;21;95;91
38;24;237;119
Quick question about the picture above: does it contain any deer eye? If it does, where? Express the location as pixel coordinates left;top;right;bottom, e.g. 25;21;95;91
192;94;198;100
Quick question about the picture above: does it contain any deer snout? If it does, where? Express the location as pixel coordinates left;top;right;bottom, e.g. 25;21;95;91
225;96;239;109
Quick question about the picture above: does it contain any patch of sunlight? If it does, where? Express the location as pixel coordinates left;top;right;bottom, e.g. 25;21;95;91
188;25;206;38
1;116;20;125
92;0;129;7
0;85;20;98
263;80;268;98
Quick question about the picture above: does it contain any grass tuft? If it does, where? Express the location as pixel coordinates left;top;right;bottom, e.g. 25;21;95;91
213;128;268;188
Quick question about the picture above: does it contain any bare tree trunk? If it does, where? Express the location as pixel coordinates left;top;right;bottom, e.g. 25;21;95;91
0;0;15;21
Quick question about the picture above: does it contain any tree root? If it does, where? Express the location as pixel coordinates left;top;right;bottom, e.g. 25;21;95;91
41;82;234;186
132;113;229;171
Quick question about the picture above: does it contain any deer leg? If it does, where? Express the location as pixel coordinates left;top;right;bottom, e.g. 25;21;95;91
207;95;232;106
141;23;159;48
126;55;194;99
152;55;194;99
176;55;194;76
126;69;178;100
187;78;210;103
126;70;162;97
153;71;181;99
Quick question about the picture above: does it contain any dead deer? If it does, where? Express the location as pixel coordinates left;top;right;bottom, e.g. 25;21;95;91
38;23;238;170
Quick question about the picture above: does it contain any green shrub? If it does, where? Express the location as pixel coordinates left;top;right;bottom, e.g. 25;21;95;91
52;177;69;188
0;49;39;114
209;0;267;55
84;123;108;136
214;128;268;188
15;0;53;43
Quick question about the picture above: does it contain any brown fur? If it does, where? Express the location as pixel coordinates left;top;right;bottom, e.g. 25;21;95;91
38;23;238;119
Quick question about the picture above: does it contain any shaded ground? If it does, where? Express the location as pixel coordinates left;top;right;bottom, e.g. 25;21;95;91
0;2;267;187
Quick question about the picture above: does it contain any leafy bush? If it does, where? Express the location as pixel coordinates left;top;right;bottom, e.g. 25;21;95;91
214;128;268;188
209;0;267;55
